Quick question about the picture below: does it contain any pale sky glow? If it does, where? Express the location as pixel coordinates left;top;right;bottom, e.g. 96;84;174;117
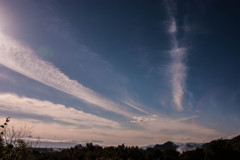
0;0;240;147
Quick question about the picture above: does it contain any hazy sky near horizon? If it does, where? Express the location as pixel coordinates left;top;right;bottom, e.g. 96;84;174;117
0;0;240;146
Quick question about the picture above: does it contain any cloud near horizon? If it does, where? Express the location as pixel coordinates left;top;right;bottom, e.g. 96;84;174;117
130;114;220;143
0;91;221;145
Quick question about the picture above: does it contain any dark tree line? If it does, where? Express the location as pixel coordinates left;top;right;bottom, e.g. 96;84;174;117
1;136;240;160
3;136;238;160
0;117;240;160
35;143;166;160
35;136;240;160
29;136;240;160
0;136;240;160
179;136;240;160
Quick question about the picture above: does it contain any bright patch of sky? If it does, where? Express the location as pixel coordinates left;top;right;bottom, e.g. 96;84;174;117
0;0;240;146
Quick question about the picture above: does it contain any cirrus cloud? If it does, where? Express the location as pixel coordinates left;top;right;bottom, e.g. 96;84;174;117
164;0;188;111
0;93;119;129
0;31;143;118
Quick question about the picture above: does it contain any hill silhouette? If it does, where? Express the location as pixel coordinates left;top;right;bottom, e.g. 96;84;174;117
1;134;240;159
154;141;178;151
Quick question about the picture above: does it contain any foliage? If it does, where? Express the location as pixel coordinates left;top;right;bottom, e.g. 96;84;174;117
35;136;240;160
0;117;240;160
179;135;240;160
0;117;35;160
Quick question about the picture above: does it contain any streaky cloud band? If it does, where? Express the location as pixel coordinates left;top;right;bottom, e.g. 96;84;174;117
164;0;187;111
0;32;138;118
0;93;119;128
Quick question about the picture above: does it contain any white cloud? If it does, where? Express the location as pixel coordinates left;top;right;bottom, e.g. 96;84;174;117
169;18;177;33
169;51;187;111
164;1;188;111
0;32;136;118
0;93;220;146
0;93;119;129
121;98;149;115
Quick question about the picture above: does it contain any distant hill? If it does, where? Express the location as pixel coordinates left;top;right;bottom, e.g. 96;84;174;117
179;135;240;160
142;141;204;153
141;144;155;150
202;135;240;150
176;142;204;153
37;141;77;148
154;141;179;151
141;135;240;159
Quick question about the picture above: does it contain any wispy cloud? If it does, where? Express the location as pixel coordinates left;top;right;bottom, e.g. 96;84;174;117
0;93;220;145
164;0;188;111
0;32;141;118
0;93;119;129
121;98;150;115
130;114;220;143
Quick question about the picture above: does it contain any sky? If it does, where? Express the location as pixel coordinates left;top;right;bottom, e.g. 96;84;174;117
0;0;240;147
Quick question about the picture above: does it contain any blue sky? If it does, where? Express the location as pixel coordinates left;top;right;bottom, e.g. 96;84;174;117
0;0;240;146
